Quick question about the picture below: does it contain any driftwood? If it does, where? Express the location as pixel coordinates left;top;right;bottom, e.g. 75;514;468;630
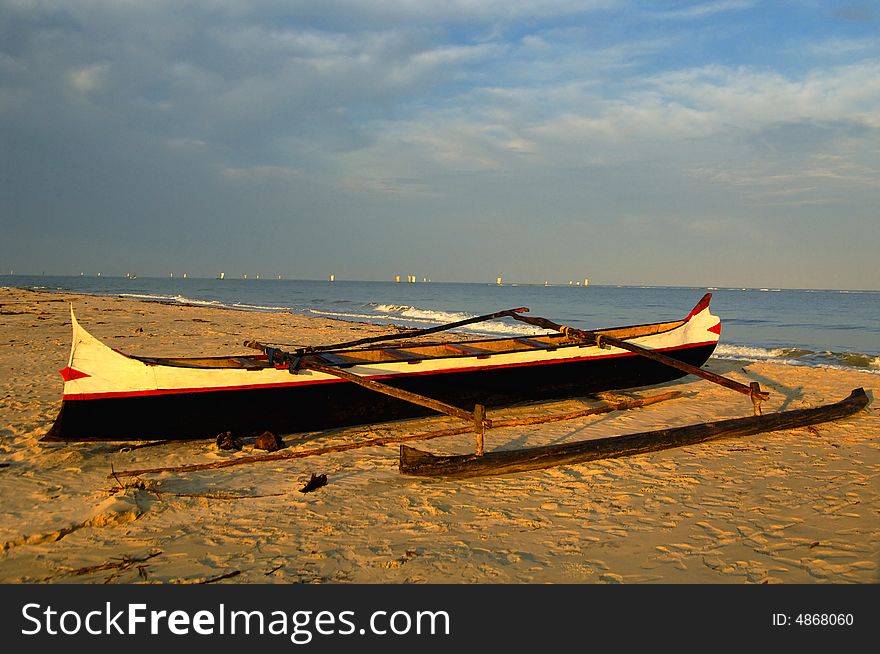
197;570;242;584
164;491;285;500
399;388;870;479
118;440;172;452
110;390;681;477
58;551;161;580
107;466;146;494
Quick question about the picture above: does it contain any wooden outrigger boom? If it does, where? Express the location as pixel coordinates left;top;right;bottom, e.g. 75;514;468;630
399;388;870;479
507;299;770;413
298;360;492;453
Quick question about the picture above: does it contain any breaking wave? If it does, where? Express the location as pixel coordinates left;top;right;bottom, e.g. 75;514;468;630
715;345;800;360
372;304;550;336
308;309;388;321
714;344;880;373
231;302;293;312
120;293;223;308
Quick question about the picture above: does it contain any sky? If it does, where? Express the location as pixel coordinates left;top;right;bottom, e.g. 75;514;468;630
1;1;878;289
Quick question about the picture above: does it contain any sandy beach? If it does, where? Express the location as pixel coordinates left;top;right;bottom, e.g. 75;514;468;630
0;286;877;584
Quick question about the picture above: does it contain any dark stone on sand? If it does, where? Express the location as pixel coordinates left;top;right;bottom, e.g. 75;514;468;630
299;473;327;493
254;431;285;452
216;431;243;451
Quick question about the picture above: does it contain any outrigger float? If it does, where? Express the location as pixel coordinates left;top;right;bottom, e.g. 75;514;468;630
47;294;869;480
399;388;869;478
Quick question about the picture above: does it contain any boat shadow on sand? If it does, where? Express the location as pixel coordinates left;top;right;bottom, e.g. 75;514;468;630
702;358;806;411
496;392;703;452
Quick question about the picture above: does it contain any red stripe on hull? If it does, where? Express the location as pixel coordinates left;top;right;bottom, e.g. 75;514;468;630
685;293;713;320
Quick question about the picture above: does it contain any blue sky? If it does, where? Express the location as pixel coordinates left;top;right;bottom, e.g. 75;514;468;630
1;1;878;289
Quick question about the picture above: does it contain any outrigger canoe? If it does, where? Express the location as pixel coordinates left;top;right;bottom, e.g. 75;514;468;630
47;294;722;441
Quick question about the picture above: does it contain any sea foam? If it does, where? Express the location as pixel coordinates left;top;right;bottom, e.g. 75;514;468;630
373;304;549;336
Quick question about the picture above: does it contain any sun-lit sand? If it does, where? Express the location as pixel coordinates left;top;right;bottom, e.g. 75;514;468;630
0;287;877;584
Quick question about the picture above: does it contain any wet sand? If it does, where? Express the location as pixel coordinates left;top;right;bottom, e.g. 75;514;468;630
0;287;877;583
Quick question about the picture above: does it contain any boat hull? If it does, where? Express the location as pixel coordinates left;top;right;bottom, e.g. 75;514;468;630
47;343;717;440
46;295;722;441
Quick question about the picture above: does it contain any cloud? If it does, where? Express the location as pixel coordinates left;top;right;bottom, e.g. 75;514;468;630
651;61;880;126
221;164;307;181
67;64;107;93
2;0;878;287
832;4;878;22
653;0;756;20
805;36;879;59
364;59;880;168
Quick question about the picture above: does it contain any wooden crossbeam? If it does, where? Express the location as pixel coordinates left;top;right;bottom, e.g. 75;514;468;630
513;337;553;349
383;348;422;362
442;343;491;356
232;357;265;370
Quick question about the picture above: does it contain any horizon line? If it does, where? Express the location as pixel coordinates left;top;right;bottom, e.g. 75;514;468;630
0;273;877;294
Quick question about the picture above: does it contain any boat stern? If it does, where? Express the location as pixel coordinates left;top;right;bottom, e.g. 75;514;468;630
44;306;158;440
58;306;156;396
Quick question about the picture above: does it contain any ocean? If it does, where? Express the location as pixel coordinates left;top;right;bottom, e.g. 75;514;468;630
3;275;878;372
